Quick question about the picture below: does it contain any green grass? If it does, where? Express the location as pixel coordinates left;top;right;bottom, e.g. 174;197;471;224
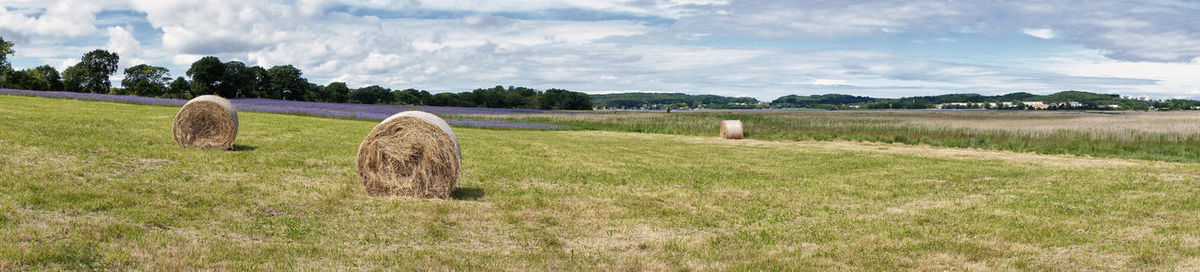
3;94;1200;270
503;110;1200;163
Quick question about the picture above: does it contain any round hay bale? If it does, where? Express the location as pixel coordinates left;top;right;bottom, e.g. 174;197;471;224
356;111;461;198
172;95;238;150
720;120;744;139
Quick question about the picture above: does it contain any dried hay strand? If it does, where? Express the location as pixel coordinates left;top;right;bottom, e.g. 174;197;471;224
356;111;461;198
172;95;238;150
720;120;744;139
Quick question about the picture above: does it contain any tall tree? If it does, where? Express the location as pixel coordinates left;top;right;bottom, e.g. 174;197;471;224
267;65;307;101
75;49;120;93
1;68;33;89
122;64;171;97
564;90;593;110
350;85;390;104
395;88;431;105
186;56;226;97
325;82;350;103
246;65;271;98
0;36;13;68
31;65;62;91
166;76;191;99
61;64;85;92
7;65;64;91
304;82;327;101
224;61;252;98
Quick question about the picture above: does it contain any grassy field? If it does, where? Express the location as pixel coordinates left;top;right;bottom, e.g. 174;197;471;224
3;94;1200;270
501;110;1200;163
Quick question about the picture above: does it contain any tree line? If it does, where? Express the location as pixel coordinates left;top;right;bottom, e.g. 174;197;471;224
857;91;1200;110
771;94;878;109
590;92;760;109
0;37;592;110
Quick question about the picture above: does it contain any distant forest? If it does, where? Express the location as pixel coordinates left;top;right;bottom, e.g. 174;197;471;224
854;91;1200;110
4;37;1198;112
0;37;592;110
591;91;1200;111
590;92;760;109
771;94;879;108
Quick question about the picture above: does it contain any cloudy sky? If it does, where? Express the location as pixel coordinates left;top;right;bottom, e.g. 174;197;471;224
2;0;1199;100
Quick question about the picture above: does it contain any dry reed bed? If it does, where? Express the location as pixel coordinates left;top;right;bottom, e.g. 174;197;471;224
494;110;1200;162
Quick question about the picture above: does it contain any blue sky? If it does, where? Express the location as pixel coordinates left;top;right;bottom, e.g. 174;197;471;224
2;0;1199;100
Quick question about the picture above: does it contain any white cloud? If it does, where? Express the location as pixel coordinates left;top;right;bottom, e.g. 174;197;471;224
0;0;101;37
812;79;848;86
35;0;101;36
4;0;1200;100
351;0;728;19
129;0;303;55
58;58;79;70
667;0;1200;62
105;26;145;68
172;54;204;66
1045;50;1200;98
1022;28;1055;39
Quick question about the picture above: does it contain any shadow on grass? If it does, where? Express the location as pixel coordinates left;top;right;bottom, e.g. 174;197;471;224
451;187;485;200
232;145;257;151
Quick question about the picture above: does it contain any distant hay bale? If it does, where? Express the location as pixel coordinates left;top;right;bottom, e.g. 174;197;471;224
720;120;744;139
172;95;238;150
356;111;461;198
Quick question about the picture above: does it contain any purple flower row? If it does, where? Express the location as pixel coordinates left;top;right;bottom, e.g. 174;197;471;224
1;88;187;106
1;89;570;130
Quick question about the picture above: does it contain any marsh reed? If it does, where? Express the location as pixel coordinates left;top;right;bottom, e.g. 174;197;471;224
500;110;1200;162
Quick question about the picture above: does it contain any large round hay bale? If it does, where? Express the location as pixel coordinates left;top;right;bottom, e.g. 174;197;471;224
356;111;461;198
720;120;744;139
172;95;238;150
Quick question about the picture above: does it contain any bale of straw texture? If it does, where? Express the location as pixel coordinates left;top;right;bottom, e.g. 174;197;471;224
720;120;744;139
172;95;238;150
357;111;462;198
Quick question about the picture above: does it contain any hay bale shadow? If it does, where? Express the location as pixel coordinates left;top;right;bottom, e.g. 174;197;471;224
451;187;485;200
231;144;257;151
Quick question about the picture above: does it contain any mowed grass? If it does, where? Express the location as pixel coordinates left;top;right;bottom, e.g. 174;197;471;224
2;94;1200;270
505;110;1200;163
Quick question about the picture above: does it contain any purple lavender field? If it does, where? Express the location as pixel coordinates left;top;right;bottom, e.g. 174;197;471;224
0;89;570;129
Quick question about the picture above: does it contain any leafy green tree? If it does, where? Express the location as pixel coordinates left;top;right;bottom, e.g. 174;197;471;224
0;36;13;85
393;89;416;105
267;65;308;100
0;36;13;67
591;92;756;109
393;88;431;105
72;50;120;93
456;91;478;107
223;61;251;98
427;92;462;106
533;88;592;110
533;88;563;110
13;69;46;90
565;90;593;110
350;85;390;104
304;82;327;101
246;65;271;98
122;64;171;97
325;82;350;103
187;56;226;97
166;76;191;99
771;94;875;108
31;65;62;91
61;64;85;92
0;65;59;91
1;68;33;89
